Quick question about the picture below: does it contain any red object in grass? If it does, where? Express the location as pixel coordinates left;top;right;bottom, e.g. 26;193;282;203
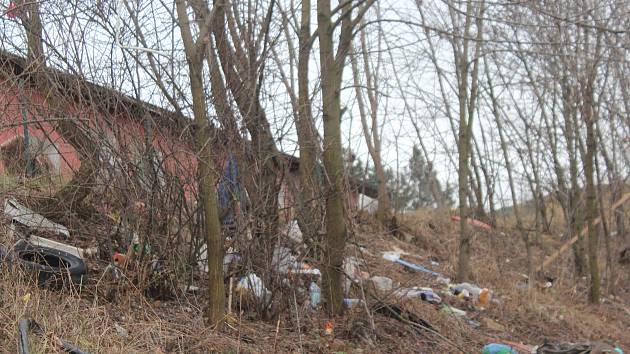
450;215;492;231
6;2;18;18
113;252;127;266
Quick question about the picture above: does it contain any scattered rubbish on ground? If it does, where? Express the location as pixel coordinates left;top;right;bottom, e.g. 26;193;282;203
396;258;441;277
309;281;321;309
272;246;320;276
450;215;492;231
4;198;70;238
343;256;368;293
381;251;402;262
343;298;364;308
381;251;442;277
285;220;303;244
437;276;451;285
236;273;271;302
450;282;491;307
324;321;334;336
273;246;297;272
358;194;378;214
481;343;517;354
393;287;442;304
10;241;87;287
182;284;200;293
113;252;126;267
370;276;394;291
26;235;97;260
198;245;241;273
18;318;90;354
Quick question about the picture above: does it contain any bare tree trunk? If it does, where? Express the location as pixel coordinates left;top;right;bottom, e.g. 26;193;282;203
316;0;374;315
350;26;391;225
175;0;225;325
485;56;533;285
581;39;601;304
456;0;484;282
318;0;348;315
295;0;325;258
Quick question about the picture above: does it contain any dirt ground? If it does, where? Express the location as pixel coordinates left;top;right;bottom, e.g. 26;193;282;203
0;206;628;353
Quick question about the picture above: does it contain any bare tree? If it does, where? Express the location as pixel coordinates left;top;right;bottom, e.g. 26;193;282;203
349;8;391;224
317;0;374;314
174;0;225;324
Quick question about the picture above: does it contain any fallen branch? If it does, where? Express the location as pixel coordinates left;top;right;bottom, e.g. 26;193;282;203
541;191;630;270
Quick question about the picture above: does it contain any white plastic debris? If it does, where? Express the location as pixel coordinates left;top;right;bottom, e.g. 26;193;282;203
4;198;70;238
198;245;240;273
343;298;364;308
286;220;303;244
343;256;364;293
370;276;394;291
272;246;299;273
27;235;97;259
381;251;401;262
437;276;451;285
358;194;378;214
236;273;270;300
272;246;320;275
393;287;442;304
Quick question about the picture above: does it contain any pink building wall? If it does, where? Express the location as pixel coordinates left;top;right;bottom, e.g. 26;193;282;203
0;79;199;193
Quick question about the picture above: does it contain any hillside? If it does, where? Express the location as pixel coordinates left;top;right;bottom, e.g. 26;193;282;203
0;205;627;353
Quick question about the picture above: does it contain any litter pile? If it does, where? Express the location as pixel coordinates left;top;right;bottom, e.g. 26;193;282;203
0;197;627;353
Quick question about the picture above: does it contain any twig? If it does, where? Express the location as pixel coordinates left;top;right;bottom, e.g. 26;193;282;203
228;277;233;315
292;290;304;354
273;318;281;352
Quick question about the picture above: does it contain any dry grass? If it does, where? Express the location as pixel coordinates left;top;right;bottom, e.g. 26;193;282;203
0;205;628;353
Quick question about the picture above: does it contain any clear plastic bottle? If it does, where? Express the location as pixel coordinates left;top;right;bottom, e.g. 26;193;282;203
309;282;321;309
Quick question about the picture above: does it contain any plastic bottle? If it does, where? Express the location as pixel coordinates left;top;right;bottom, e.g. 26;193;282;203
419;289;442;304
309;282;321;309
